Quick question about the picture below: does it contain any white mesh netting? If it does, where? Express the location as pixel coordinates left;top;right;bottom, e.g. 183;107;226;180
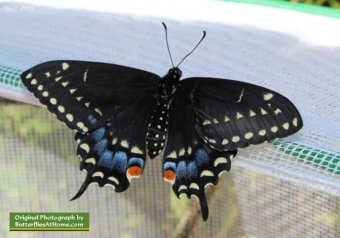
0;1;339;237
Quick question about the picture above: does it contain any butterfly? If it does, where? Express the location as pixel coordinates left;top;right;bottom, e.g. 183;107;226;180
21;23;303;221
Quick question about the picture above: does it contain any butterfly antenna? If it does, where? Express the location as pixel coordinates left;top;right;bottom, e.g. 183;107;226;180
177;30;206;67
162;22;175;68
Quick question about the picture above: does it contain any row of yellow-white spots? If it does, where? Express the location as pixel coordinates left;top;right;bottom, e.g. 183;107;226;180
85;168;120;189
79;136;144;158
178;182;199;192
83;180;117;190
25;63;104;132
82;170;119;191
77;141;123;190
203;119;299;146
166;146;193;159
111;138;144;155
175;155;233;196
89;164;141;186
201;107;279;126
201;92;280;126
78;143;97;165
178;157;228;192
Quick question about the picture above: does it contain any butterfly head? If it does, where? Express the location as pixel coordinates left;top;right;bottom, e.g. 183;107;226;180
160;67;182;98
168;67;182;80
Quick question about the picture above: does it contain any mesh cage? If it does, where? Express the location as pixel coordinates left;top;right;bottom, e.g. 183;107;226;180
0;1;340;238
1;99;339;238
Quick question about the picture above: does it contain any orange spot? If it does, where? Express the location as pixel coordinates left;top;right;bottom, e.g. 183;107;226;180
127;166;143;177
163;169;176;180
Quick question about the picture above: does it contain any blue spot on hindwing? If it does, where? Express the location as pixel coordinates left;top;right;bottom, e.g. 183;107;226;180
98;150;129;172
176;161;187;179
88;115;97;125
98;150;114;169
92;127;105;141
94;138;108;154
195;148;210;167
128;157;144;168
187;161;197;179
111;151;128;173
164;161;176;171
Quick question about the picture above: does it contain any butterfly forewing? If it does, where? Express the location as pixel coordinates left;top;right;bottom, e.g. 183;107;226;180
21;60;160;133
178;78;303;151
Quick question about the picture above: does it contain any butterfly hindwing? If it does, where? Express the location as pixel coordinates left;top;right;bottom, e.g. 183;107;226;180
178;77;303;151
21;60;160;133
163;96;237;221
72;96;157;198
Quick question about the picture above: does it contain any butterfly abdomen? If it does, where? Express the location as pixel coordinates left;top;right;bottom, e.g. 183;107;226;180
146;100;170;158
146;68;182;158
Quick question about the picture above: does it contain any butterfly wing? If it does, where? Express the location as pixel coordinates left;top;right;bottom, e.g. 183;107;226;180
163;95;237;221
165;77;303;220
21;60;160;133
21;60;160;197
73;95;157;198
178;77;303;151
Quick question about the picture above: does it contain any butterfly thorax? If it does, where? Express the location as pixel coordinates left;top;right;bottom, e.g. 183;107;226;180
146;68;182;158
159;67;181;99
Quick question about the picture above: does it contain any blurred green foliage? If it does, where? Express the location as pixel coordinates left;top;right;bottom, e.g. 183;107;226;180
291;0;340;8
0;100;76;164
0;102;61;141
169;192;188;219
316;212;340;228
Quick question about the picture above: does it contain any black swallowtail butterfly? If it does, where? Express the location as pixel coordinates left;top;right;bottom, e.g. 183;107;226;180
21;23;302;221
